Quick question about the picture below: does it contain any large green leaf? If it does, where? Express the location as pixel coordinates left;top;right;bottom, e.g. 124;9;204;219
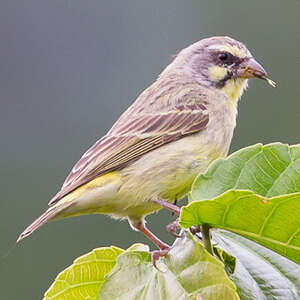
98;233;239;300
182;143;300;264
212;230;300;300
43;246;123;300
43;237;238;300
190;143;300;200
179;190;300;264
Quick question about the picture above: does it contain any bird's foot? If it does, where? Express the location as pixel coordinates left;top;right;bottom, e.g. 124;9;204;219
166;220;183;238
151;247;170;270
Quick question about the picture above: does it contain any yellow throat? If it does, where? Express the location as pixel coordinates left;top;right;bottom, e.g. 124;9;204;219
209;65;248;105
222;77;248;105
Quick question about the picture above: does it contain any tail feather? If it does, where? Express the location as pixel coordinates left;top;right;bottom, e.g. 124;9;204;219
17;202;73;243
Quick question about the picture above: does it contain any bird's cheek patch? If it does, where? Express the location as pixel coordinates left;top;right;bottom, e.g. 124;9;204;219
209;66;228;82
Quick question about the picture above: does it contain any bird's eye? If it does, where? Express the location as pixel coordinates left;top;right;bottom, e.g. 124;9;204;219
218;52;228;61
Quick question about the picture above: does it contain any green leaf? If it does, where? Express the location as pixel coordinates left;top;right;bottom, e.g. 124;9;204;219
183;143;300;264
43;246;123;300
98;233;240;300
212;230;300;300
190;143;300;201
180;190;300;264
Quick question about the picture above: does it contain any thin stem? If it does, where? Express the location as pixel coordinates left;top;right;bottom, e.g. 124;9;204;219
202;224;213;255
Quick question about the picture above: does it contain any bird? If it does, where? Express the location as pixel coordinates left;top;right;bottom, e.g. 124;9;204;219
17;36;274;254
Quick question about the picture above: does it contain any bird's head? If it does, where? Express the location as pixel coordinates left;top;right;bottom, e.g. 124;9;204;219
168;36;275;103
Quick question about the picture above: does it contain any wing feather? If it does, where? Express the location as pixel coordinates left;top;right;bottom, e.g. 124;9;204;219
49;83;209;205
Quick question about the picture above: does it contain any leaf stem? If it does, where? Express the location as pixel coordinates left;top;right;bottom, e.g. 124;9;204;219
202;224;213;255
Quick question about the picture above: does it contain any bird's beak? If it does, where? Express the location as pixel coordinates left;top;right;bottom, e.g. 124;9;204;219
237;57;276;87
237;57;266;79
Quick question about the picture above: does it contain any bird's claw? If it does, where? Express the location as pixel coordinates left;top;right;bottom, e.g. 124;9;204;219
151;248;170;270
166;220;183;238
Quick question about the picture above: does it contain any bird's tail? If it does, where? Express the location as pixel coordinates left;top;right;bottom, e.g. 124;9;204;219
17;201;73;243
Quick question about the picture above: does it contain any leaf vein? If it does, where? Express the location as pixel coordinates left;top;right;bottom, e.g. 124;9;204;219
287;228;300;245
220;228;299;251
46;281;103;299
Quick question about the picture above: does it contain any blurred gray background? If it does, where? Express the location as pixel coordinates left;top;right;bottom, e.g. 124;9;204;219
0;0;299;298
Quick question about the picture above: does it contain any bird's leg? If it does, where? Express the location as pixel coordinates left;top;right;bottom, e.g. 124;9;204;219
152;198;181;216
130;219;169;250
154;199;201;239
166;219;183;238
172;199;178;216
130;219;170;269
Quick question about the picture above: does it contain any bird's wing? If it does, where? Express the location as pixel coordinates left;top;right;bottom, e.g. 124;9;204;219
49;85;209;205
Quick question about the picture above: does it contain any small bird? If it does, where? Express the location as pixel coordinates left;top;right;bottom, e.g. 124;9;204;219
18;36;274;252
